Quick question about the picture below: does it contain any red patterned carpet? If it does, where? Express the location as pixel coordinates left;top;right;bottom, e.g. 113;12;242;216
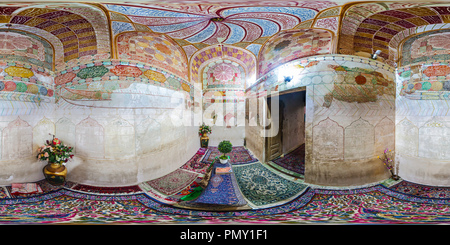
202;146;258;165
270;144;305;177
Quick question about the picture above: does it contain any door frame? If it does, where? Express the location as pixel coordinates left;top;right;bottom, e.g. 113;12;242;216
264;87;306;163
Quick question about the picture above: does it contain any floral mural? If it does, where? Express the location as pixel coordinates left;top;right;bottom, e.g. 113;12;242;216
402;29;450;66
204;61;244;89
116;32;189;81
0;30;53;70
258;29;332;77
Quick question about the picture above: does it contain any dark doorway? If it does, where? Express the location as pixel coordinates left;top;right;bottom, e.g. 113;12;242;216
266;90;306;178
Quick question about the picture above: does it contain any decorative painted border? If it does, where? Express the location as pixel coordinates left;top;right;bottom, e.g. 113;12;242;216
247;54;395;96
3;183;450;218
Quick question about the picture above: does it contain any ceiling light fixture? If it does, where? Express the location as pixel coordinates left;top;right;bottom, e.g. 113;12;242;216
371;50;381;60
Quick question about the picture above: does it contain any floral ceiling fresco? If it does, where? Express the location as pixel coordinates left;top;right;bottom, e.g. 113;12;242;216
106;2;335;46
1;1;450;96
106;1;339;81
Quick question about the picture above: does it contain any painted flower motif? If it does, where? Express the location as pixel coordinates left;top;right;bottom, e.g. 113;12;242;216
110;65;143;77
0;32;32;50
55;72;76;86
4;81;16;91
76;66;109;79
144;70;167;83
181;83;191;92
213;63;234;81
154;43;172;55
117;32;188;80
4;66;34;78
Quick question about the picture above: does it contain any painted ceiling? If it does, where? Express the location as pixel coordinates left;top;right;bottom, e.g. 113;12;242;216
0;1;449;85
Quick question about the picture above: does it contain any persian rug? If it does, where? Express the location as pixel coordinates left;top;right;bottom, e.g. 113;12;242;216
143;169;199;196
179;149;210;174
202;146;257;165
5;180;76;198
388;180;450;199
271;144;305;176
232;162;308;207
38;179;77;192
165;176;203;202
180;161;247;209
71;184;142;194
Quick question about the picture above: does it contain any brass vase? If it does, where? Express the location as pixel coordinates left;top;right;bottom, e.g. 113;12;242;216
43;162;67;186
200;133;209;148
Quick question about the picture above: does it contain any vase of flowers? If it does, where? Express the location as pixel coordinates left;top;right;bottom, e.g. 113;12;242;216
377;148;399;181
218;140;232;164
199;123;212;148
37;135;74;186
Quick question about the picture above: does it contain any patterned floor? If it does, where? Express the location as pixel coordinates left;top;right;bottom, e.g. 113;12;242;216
3;147;450;224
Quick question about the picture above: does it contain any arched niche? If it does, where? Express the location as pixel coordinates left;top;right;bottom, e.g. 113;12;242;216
190;44;256;87
0;29;54;70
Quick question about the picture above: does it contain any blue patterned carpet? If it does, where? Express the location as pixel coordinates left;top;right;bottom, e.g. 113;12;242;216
179;161;247;209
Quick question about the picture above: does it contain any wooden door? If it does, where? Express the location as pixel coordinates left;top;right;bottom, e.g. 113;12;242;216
265;96;284;162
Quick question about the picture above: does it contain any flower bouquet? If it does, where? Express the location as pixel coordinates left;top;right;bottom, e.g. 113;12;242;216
38;135;74;186
37;136;74;166
377;148;399;180
198;123;212;137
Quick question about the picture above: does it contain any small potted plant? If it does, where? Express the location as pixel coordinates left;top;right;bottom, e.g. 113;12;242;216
218;140;232;164
37;135;74;186
199;123;212;148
